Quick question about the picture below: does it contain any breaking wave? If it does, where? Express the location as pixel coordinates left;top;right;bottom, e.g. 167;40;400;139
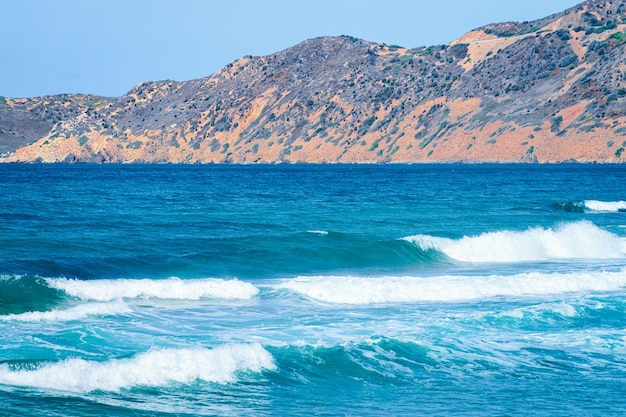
0;300;131;322
555;200;626;213
0;275;64;315
584;200;626;213
276;269;626;304
46;277;259;302
0;344;275;393
403;221;626;263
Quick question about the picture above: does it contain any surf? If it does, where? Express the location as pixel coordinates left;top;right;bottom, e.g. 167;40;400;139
554;200;626;213
0;300;131;322
0;343;275;393
403;221;626;263
45;277;259;301
276;269;626;304
584;200;626;212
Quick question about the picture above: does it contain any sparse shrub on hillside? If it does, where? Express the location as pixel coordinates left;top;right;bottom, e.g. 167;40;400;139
209;139;220;152
586;20;618;35
551;115;563;133
587;41;607;56
447;43;469;60
609;31;626;43
582;11;603;27
556;29;571;41
358;116;376;136
214;116;232;132
559;54;578;68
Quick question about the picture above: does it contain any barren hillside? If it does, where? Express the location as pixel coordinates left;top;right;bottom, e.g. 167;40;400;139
2;0;626;163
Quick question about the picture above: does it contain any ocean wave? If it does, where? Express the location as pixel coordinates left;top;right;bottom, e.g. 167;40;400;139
45;277;259;302
271;331;626;386
584;200;626;213
0;275;64;315
495;301;579;320
273;338;431;382
489;299;626;329
403;221;626;263
555;200;626;213
276;269;626;304
0;300;131;322
0;344;275;393
294;231;450;270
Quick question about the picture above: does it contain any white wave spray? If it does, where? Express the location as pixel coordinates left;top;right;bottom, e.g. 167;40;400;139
0;344;275;393
404;221;626;263
584;200;626;212
277;269;626;304
0;300;131;322
46;277;259;301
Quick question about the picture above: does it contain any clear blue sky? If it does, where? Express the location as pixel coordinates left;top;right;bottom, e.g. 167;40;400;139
1;0;581;98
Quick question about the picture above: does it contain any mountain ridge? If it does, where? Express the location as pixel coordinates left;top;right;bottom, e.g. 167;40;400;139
2;0;626;163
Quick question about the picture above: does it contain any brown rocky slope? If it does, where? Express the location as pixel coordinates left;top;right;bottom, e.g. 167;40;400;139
3;0;626;163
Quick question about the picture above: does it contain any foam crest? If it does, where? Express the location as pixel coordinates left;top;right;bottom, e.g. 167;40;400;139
585;200;626;212
0;300;131;322
0;344;275;393
277;269;626;304
307;230;329;235
46;277;259;302
405;221;625;263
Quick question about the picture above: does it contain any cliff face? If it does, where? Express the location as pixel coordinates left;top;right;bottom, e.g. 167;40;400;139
3;0;626;163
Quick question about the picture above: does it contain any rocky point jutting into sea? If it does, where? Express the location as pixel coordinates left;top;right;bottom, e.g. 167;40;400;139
2;0;626;163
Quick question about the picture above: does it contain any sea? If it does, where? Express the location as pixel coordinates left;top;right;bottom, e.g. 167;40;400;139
0;163;625;416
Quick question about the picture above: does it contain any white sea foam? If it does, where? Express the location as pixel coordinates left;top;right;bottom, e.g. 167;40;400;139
46;277;259;302
0;343;275;393
277;269;626;305
404;221;626;263
307;230;329;235
584;200;626;212
0;300;131;322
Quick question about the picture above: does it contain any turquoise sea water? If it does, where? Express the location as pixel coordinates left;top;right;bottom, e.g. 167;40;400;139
1;164;625;416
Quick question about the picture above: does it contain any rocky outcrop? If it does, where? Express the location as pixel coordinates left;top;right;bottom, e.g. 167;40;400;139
2;0;626;163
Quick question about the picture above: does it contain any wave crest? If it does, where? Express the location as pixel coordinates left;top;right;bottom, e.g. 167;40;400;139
584;200;626;212
404;221;625;263
0;300;131;322
0;344;275;393
46;277;259;301
0;275;64;315
277;269;626;304
555;200;626;213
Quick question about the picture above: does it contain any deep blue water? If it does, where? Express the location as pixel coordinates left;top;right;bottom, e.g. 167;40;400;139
0;163;625;416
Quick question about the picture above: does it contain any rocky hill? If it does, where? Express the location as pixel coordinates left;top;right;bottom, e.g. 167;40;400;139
3;0;626;163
